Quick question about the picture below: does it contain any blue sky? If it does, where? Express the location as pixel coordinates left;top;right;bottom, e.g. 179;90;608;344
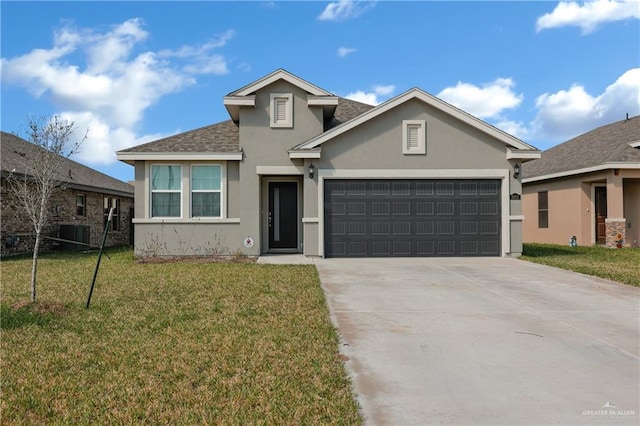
2;1;639;182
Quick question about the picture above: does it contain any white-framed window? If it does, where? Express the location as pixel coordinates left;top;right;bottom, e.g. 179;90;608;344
151;164;182;217
402;120;426;155
191;165;222;218
270;93;293;128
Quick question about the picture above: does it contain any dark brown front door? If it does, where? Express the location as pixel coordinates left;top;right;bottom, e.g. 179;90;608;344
595;186;607;244
268;182;298;250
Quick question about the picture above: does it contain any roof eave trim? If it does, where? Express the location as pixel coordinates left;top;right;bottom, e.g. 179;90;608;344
307;96;339;106
223;95;256;106
65;183;134;198
288;150;322;159
297;88;537;151
522;162;640;183
629;140;640;148
117;152;244;162
506;149;542;161
223;96;255;122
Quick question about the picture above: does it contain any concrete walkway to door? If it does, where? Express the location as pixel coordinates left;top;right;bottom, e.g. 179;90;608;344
316;257;639;425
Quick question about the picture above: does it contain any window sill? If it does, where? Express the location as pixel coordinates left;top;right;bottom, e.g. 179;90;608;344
133;218;241;224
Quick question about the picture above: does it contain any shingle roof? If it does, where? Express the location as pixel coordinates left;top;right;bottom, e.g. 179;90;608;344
118;98;373;155
119;120;240;153
326;97;375;130
1;131;133;197
523;115;640;179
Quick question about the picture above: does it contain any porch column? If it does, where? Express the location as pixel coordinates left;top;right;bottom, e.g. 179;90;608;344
605;171;626;248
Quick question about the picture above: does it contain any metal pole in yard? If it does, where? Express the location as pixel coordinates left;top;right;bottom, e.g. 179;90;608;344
86;207;114;308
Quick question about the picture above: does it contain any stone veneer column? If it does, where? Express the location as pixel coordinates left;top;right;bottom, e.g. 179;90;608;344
605;218;626;248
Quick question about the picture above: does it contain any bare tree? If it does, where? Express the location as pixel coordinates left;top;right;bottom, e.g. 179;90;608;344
6;116;86;302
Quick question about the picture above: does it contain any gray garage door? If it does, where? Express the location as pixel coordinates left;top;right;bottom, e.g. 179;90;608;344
324;179;501;257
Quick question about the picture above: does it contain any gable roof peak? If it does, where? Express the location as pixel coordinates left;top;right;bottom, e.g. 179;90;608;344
227;69;333;97
293;86;538;153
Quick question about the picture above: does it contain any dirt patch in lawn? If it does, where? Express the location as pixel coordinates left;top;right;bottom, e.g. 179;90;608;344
11;300;66;315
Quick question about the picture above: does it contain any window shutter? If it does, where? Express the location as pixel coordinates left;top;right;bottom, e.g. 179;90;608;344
275;98;288;123
407;125;420;149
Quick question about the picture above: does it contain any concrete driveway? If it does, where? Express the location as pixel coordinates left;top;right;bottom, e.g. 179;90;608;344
316;257;639;425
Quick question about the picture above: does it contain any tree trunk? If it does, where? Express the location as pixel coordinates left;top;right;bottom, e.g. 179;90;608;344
31;232;41;303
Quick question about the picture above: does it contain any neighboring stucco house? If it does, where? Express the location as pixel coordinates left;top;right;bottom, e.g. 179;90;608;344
1;131;134;255
522;115;640;248
117;69;540;258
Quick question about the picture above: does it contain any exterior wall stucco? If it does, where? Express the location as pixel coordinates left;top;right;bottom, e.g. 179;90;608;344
318;99;509;170
523;178;591;246
623;178;640;247
236;81;324;255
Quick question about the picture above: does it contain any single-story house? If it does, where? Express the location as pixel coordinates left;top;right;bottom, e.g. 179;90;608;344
117;69;540;258
1;131;134;255
522;115;640;248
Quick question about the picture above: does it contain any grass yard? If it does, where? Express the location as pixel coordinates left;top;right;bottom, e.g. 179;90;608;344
521;243;640;286
0;249;361;424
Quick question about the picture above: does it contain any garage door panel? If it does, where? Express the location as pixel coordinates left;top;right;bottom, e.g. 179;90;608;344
324;179;501;257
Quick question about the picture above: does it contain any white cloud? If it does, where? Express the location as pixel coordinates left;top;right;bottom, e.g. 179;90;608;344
536;0;640;34
532;68;640;141
494;119;531;140
318;1;375;21
345;84;395;105
158;30;235;59
437;78;523;119
0;19;235;166
158;30;234;75
59;111;165;165
236;62;252;72
372;84;394;96
337;46;357;58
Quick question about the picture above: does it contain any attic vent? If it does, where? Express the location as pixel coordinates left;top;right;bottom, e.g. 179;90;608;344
270;93;293;128
402;120;426;155
275;98;287;121
407;125;420;150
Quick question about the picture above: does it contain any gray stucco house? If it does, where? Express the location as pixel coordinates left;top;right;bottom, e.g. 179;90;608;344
117;69;540;258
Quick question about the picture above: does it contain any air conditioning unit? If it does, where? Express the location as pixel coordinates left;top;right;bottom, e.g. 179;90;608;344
59;225;90;250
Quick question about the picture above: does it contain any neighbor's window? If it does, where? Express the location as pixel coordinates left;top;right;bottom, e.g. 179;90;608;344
151;165;181;217
104;197;121;231
538;191;548;228
403;120;426;154
76;194;86;216
191;165;222;218
270;93;293;128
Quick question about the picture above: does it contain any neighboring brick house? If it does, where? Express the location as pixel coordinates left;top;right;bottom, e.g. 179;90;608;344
1;131;134;256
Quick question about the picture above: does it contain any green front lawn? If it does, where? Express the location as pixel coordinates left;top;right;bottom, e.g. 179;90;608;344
0;249;361;424
521;243;640;286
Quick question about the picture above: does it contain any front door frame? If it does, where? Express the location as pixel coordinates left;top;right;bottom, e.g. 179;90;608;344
261;176;302;254
592;184;607;245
